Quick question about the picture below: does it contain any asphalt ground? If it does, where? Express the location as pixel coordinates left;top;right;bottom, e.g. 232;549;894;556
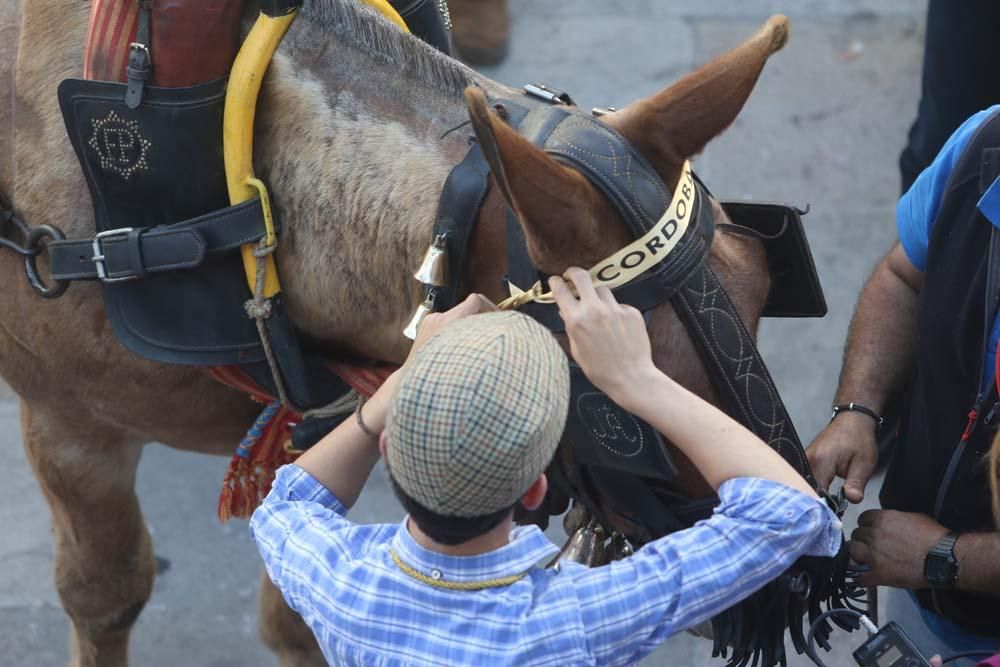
2;1;926;665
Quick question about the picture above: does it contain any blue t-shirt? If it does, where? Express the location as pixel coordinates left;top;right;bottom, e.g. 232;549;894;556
897;105;1000;391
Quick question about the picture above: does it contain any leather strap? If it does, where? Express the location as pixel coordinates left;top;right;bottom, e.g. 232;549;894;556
673;262;816;484
425;143;491;311
48;199;272;282
125;0;153;109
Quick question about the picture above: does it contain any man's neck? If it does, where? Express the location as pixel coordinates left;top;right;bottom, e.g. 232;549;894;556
407;517;516;556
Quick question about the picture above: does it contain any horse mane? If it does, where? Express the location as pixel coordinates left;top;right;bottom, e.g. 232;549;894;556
299;0;473;97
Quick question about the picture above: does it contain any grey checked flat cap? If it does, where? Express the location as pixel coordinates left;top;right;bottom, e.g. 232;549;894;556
386;311;570;517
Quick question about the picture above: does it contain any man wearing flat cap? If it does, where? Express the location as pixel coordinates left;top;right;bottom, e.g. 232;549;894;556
251;270;841;666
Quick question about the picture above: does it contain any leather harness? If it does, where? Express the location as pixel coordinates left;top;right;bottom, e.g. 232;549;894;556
422;89;853;667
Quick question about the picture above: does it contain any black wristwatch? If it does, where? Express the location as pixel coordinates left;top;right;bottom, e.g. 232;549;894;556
923;531;960;589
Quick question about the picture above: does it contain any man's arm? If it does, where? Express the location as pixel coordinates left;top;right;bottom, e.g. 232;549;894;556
553;268;819;497
293;372;398;509
956;532;1000;595
849;509;1000;596
807;242;923;502
572;478;841;665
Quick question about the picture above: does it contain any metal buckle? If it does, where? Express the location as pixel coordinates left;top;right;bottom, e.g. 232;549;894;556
523;83;575;106
128;42;151;66
92;228;137;283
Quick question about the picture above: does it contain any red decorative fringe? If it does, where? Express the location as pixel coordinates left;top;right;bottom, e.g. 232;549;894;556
216;402;299;521
207;362;398;521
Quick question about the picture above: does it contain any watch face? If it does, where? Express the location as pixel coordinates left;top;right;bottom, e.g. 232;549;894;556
924;554;957;584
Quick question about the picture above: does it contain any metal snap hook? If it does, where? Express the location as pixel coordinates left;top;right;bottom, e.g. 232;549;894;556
24;225;69;299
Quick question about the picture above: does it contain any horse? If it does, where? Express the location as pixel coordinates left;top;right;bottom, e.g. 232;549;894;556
1;0;788;664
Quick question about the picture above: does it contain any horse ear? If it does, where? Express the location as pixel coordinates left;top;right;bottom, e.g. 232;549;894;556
464;87;619;269
605;14;789;186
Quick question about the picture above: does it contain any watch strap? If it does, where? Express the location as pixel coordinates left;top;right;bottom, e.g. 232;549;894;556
924;531;960;589
929;531;959;559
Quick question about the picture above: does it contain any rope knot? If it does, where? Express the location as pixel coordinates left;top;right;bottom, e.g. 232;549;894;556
244;297;272;319
253;238;277;258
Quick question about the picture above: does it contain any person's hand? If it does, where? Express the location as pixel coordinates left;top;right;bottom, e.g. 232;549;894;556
807;413;879;503
848;509;949;589
929;657;942;667
550;267;657;408
407;293;497;360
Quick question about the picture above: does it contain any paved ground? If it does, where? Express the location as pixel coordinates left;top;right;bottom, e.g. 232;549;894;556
2;0;927;665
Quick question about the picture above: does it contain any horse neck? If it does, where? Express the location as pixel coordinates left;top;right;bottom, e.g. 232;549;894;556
254;22;510;362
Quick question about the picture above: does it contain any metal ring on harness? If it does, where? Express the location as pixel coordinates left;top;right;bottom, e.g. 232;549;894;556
23;225;70;299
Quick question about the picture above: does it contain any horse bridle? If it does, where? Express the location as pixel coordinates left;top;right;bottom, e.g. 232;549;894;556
414;85;859;666
420;90;817;499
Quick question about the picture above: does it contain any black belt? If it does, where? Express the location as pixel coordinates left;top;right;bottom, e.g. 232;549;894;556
48;199;273;282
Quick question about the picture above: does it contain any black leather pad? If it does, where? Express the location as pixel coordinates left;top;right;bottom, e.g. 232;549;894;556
563;363;677;481
58;77;266;365
720;201;828;319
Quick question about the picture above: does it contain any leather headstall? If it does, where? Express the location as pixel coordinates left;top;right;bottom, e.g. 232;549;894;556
422;85;850;667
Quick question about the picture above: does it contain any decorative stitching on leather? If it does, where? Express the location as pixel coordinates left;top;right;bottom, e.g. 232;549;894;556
675;265;811;478
544;115;669;232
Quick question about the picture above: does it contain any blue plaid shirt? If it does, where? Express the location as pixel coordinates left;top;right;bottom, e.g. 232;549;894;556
251;466;842;666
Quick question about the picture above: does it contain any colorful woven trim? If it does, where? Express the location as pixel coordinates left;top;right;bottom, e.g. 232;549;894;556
208;362;398;521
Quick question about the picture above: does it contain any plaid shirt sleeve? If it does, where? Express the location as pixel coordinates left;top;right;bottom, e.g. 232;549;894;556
571;477;843;666
248;464;395;619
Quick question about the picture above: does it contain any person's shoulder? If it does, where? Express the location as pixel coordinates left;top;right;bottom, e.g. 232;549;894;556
925;106;1000;187
897;106;1000;270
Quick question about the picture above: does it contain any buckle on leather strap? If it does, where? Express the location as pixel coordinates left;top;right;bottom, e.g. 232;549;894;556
128;42;151;69
92;227;138;283
523;83;575;106
125;42;152;108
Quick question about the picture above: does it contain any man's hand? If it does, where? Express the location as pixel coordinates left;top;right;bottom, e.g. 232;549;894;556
550;268;657;409
849;509;949;589
807;413;879;503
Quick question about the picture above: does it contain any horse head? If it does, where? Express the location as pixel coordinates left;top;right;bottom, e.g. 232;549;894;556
458;17;788;533
256;4;788;533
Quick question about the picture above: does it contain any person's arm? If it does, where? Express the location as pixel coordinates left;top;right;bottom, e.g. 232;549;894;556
292;372;399;508
551;268;816;497
571;475;841;664
806;242;923;501
551;269;841;663
848;509;1000;595
956;532;1000;595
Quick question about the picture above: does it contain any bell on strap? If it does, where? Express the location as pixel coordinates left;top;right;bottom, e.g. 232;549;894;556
552;518;607;567
413;234;449;287
403;289;437;340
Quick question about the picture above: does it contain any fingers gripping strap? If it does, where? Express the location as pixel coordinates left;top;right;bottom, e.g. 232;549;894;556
499;161;695;309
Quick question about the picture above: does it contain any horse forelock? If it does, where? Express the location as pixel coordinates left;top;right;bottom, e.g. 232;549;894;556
297;0;473;98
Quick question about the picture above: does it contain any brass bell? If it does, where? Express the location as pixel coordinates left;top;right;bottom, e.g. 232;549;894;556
552;519;607;567
413;234;449;287
403;290;437;340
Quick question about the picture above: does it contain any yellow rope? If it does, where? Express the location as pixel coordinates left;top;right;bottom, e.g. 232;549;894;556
390;549;529;590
